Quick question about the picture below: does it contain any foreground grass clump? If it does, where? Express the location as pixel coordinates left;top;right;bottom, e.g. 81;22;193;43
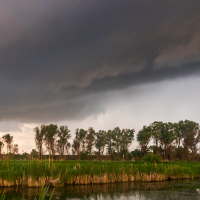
0;160;199;187
0;183;54;200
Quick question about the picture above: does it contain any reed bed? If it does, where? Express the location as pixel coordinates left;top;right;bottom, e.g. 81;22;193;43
0;160;198;187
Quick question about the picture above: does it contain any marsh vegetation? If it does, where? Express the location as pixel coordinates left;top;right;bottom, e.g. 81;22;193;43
0;160;199;187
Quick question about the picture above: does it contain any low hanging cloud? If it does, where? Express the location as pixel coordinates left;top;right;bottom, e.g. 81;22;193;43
0;0;200;123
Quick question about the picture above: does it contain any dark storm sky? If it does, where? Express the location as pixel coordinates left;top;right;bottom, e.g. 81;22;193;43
0;0;200;123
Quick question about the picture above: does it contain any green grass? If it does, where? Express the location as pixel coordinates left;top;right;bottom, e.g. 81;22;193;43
0;160;199;184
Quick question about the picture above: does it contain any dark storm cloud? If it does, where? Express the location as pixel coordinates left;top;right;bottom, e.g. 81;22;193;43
0;0;200;122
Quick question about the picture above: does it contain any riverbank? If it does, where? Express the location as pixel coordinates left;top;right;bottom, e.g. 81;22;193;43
0;160;199;187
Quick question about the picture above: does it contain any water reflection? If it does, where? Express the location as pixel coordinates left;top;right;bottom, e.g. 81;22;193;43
0;180;200;200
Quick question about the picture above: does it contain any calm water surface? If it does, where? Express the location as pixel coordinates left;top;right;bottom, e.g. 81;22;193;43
1;179;200;200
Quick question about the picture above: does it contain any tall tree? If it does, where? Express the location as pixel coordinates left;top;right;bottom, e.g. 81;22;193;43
0;140;4;155
181;120;200;156
34;125;46;160
30;149;38;158
85;127;95;155
120;128;135;155
113;127;122;155
2;134;13;154
149;121;161;154
72;139;80;155
159;122;176;160
137;126;151;156
105;130;115;155
173;120;185;150
44;124;58;158
56;125;71;159
12;144;19;154
95;130;106;155
75;129;87;153
65;142;71;155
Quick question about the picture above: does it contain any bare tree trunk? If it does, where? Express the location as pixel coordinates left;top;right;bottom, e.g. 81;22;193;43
39;147;42;160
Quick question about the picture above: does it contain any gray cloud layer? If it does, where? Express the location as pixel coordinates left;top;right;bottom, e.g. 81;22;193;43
0;0;200;123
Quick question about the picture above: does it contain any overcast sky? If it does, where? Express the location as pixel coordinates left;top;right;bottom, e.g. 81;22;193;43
0;0;200;153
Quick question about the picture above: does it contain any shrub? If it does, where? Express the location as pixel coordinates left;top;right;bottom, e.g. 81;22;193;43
80;151;89;160
131;149;142;158
142;154;161;163
126;152;132;161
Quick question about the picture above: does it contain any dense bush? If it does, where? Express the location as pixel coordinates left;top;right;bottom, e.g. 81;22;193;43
131;149;142;157
142;154;161;163
80;151;89;160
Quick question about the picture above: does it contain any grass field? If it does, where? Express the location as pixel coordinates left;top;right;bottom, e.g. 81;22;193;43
0;160;199;187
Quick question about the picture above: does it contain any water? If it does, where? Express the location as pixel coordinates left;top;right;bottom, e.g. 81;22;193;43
1;180;200;200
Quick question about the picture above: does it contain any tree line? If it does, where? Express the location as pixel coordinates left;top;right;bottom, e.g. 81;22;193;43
1;119;200;161
33;119;200;161
33;125;134;159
